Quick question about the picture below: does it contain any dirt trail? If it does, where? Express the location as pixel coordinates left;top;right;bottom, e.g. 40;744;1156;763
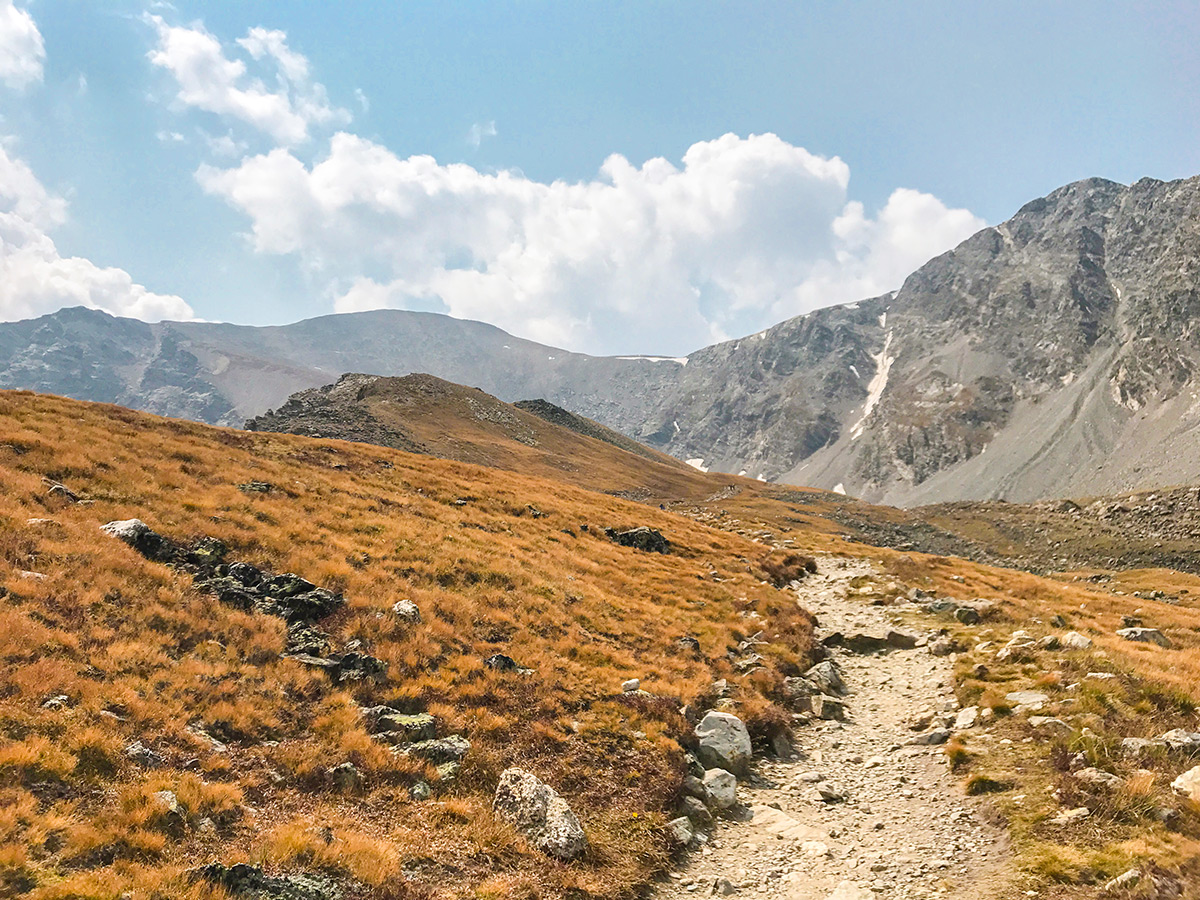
656;556;1007;899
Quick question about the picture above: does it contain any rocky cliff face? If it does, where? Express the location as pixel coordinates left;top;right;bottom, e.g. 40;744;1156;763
3;174;1200;504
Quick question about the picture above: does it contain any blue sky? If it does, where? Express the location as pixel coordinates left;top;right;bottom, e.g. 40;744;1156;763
0;1;1197;354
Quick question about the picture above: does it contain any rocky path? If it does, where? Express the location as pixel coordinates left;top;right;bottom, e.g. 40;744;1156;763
656;556;1006;899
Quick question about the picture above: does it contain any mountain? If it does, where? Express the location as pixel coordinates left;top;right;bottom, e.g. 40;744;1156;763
3;174;1200;504
245;372;725;501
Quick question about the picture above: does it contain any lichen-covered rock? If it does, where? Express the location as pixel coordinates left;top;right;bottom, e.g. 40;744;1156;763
694;710;752;775
493;767;588;860
605;526;670;553
100;519;175;561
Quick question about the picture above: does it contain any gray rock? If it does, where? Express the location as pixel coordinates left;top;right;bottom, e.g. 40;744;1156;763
191;862;341;900
409;781;432;801
666;816;694;845
702;768;738;810
679;794;712;825
621;678;641;693
125;740;165;768
1159;729;1200;751
1172;765;1200;802
1005;690;1049;711
493;767;588;860
695;711;752;775
1029;716;1073;736
909;729;950;746
954;607;981;625
814;781;846;802
1075;767;1120;790
812;694;846;721
1116;627;1172;647
804;660;844;695
401;735;470;763
953;707;979;730
1060;631;1093;650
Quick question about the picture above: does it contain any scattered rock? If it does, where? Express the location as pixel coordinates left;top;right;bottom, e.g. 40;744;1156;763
1004;690;1049;711
928;637;957;657
1060;631;1093;650
409;781;432;801
827;883;873;900
125;740;165;768
100;519;176;562
484;653;529;673
703;768;738;811
814;781;846;802
152;790;186;835
1075;767;1121;790
804;660;844;695
1116;627;1172;648
954;607;981;625
1120;737;1157;757
909;729;950;746
1048;807;1091;826
605;526;670;554
811;694;846;721
679;794;712;825
237;481;275;493
1158;729;1200;751
1171;765;1200;801
366;709;437;743
493;767;588;860
666;816;695;846
622;678;641;693
402;735;470;764
954;707;979;729
391;599;421;623
695;711;753;775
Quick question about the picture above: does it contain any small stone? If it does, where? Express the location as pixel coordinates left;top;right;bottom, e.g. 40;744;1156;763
391;599;421;623
1075;767;1120;790
1004;690;1049;711
409;781;432;801
1048;807;1091;826
1028;716;1073;736
1102;869;1141;892
812;694;846;721
909;729;950;746
329;762;363;791
622;678;641;693
954;706;979;729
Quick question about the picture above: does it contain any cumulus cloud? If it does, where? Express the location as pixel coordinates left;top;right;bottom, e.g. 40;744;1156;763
0;143;193;322
197;131;983;354
146;16;348;146
0;0;43;90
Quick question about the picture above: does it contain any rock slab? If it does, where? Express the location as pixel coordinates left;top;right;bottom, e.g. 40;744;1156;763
493;767;588;860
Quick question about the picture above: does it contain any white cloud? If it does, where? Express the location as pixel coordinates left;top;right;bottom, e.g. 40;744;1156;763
197;131;984;354
0;0;43;90
467;120;496;149
146;16;348;146
0;143;193;322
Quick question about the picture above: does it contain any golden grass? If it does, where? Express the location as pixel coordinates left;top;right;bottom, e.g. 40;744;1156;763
0;390;818;899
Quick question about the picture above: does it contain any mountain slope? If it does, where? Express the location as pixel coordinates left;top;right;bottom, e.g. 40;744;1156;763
245;372;722;501
3;174;1200;504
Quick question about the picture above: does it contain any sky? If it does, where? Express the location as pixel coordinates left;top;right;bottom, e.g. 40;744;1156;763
0;1;1197;356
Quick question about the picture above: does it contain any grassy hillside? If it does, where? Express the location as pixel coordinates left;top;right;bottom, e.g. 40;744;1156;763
0;390;817;900
6;388;1200;898
246;374;730;503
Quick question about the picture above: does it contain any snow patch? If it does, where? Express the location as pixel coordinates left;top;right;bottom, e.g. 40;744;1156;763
672;420;680;435
850;330;894;440
738;469;747;477
878;312;887;328
833;483;846;495
686;458;709;472
849;364;861;379
757;474;767;482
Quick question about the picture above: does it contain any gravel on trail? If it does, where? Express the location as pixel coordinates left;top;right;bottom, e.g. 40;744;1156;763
655;557;1007;899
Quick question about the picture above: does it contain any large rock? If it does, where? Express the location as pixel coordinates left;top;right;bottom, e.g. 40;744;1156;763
100;519;175;561
1117;627;1172;648
605;526;670;554
695;711;753;775
493;768;588;860
804;660;844;695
